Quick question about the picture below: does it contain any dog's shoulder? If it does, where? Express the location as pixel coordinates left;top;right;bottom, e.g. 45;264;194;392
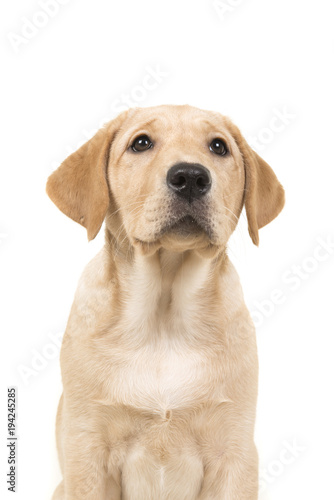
64;247;117;340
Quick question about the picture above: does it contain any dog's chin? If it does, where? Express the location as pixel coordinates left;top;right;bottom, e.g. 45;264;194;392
159;215;220;255
132;216;222;257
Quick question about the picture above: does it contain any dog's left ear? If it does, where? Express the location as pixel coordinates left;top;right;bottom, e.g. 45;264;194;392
46;112;127;241
226;119;285;245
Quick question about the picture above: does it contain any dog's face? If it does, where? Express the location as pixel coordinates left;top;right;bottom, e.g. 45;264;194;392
106;105;246;255
47;105;284;253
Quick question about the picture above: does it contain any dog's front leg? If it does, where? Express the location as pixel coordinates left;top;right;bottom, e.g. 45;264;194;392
197;445;259;500
60;425;121;500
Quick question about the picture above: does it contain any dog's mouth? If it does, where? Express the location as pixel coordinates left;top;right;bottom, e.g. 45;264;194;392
132;209;219;257
163;215;204;236
160;214;213;240
132;199;217;255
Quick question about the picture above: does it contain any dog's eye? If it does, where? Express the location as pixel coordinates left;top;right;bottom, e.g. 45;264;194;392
210;138;228;156
131;135;153;152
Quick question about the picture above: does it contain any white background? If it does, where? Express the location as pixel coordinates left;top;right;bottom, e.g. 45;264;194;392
1;0;334;498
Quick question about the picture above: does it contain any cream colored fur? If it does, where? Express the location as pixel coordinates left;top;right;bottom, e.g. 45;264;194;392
47;105;284;499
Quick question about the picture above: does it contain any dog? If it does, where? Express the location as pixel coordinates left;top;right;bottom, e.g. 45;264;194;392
47;104;284;499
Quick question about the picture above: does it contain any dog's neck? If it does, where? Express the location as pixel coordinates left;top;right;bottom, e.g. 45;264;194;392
104;228;230;340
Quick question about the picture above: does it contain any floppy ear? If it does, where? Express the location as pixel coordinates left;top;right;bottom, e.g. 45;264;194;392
46;114;125;240
226;120;285;245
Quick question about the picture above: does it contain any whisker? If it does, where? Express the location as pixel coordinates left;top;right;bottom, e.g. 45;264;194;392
222;206;239;222
116;206;146;248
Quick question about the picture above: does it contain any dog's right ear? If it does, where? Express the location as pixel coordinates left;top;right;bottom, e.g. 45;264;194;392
46;112;127;241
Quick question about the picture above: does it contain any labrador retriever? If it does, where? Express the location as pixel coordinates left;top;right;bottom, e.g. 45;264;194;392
47;104;284;500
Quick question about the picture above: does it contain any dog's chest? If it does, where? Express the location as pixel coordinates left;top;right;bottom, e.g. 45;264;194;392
103;335;217;413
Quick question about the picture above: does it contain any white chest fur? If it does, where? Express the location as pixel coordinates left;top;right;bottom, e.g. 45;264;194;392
87;250;235;413
104;336;215;413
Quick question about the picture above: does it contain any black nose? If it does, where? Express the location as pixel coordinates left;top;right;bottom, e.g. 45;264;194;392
166;163;212;203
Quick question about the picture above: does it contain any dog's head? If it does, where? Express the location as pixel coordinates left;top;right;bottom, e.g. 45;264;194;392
47;105;284;255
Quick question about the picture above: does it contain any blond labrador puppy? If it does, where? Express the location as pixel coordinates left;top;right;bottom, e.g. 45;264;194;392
47;105;284;500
